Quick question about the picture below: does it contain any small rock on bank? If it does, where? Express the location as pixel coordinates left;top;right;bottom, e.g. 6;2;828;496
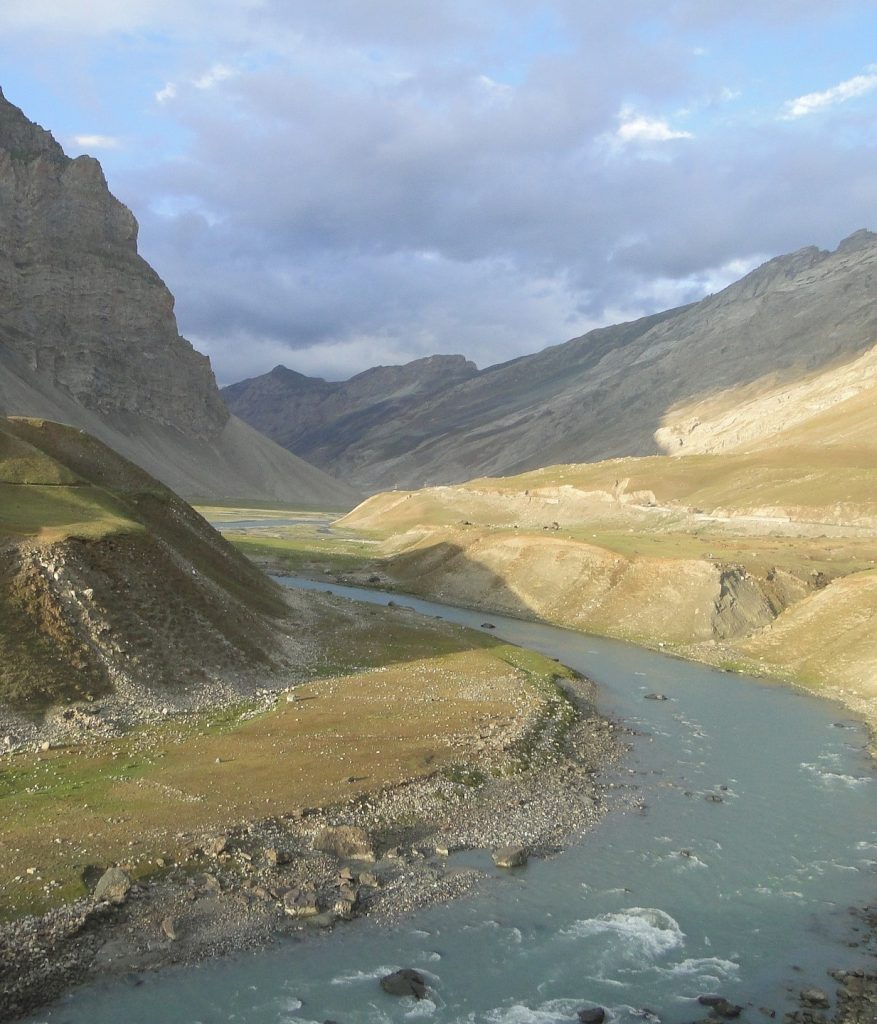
492;845;528;868
313;825;375;861
93;867;132;904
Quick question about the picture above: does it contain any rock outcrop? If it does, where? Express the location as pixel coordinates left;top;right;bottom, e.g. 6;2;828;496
0;88;357;507
0;86;225;440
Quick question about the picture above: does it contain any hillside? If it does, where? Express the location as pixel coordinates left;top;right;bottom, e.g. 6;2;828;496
0;416;294;718
0;87;357;508
0;417;611;970
226;231;877;492
330;393;877;729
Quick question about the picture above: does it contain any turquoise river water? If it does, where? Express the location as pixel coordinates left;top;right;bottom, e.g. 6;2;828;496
28;578;876;1024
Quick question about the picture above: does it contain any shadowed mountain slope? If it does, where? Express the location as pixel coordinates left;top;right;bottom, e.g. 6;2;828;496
226;230;877;492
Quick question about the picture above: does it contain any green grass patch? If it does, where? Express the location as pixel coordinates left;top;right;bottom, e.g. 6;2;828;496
0;628;559;919
441;764;488;787
226;526;382;576
0;482;139;539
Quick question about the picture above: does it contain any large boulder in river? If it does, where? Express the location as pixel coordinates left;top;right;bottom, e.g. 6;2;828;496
697;995;742;1018
314;825;375;861
93;867;132;904
380;968;427;999
577;1009;606;1024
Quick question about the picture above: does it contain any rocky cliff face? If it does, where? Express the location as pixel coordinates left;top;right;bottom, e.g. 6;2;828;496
226;231;877;492
0;88;358;506
0;87;226;441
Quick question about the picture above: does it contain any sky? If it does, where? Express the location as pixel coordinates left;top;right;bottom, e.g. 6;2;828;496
2;1;877;385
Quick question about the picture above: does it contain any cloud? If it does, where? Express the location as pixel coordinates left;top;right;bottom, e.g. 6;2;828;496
616;111;693;143
9;0;875;386
0;0;261;35
71;134;121;149
155;82;178;104
193;63;236;90
155;65;235;106
783;66;877;119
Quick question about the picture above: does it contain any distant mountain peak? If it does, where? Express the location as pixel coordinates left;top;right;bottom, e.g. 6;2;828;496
837;227;877;252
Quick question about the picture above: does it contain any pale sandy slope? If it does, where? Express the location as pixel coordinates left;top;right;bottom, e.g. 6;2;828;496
656;339;877;456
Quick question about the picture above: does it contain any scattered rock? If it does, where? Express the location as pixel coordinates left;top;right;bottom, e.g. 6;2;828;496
93;867;132;904
380;968;427;999
209;835;230;857
492;845;528;868
799;987;829;1009
314;825;376;861
263;847;289;867
704;793;724;803
283;889;319;918
332;893;359;919
577;1007;606;1023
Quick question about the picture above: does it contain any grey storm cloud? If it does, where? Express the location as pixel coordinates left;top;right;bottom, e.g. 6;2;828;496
86;0;877;383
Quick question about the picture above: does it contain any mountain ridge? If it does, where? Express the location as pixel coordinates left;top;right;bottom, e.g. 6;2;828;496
225;230;877;492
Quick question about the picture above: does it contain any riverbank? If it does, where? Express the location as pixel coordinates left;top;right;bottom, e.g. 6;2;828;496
0;629;627;1021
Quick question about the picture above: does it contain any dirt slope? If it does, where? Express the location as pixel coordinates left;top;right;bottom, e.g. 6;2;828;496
339;438;877;731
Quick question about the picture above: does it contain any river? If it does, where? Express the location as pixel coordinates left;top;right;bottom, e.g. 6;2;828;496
28;579;876;1024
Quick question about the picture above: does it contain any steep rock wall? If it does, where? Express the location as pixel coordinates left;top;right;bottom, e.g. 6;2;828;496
0;88;226;441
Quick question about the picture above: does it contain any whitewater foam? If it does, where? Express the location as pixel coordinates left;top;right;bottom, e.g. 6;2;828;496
563;907;685;963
